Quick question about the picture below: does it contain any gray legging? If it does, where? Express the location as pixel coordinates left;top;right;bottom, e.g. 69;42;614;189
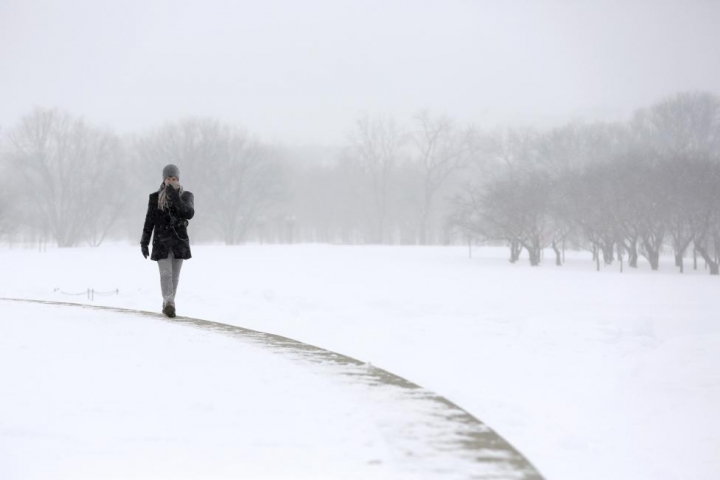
158;250;183;306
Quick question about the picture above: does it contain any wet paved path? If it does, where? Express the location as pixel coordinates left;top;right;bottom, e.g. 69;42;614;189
0;297;544;480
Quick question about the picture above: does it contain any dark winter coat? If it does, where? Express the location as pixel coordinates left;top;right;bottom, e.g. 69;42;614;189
141;186;195;261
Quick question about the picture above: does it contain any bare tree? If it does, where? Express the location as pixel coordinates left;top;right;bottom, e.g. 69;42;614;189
687;158;720;275
348;115;405;243
0;138;14;240
453;128;559;265
537;122;629;266
662;158;700;273
633;91;720;161
211;135;283;244
4;108;123;247
630;91;720;271
0;185;12;241
635;170;667;271
410;110;477;244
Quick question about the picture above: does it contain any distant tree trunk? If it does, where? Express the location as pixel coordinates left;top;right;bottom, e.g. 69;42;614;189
693;247;698;270
627;240;639;268
673;238;693;273
418;189;432;245
640;235;662;271
528;248;540;266
695;242;719;275
521;237;541;267
552;240;562;266
601;242;614;265
509;239;522;263
647;250;660;270
223;227;236;245
675;253;684;273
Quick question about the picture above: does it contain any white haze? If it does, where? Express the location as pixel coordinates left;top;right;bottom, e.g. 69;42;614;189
1;0;719;145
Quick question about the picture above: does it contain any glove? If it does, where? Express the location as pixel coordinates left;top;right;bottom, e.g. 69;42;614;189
141;244;149;259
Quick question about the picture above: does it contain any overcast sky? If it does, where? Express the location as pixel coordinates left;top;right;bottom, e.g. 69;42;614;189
1;0;719;145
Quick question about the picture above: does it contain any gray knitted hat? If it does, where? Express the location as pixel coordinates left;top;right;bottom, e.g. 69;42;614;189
162;164;180;180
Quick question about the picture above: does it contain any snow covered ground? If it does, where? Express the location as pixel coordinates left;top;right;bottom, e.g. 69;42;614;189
3;300;536;480
1;303;396;480
1;244;719;480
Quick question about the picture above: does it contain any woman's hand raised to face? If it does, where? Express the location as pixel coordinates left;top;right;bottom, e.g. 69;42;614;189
164;177;180;190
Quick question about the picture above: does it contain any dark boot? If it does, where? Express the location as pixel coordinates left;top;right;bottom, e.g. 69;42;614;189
165;303;176;318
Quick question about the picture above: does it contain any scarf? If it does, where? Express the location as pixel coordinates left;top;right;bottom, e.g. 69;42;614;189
158;182;184;211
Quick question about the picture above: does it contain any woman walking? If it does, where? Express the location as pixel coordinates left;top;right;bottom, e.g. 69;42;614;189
140;164;195;317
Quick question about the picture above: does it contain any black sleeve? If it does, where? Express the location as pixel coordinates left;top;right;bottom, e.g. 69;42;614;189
176;191;195;220
140;194;155;246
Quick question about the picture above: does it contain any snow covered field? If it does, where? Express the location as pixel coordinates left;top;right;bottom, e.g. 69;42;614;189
1;303;397;480
1;244;719;480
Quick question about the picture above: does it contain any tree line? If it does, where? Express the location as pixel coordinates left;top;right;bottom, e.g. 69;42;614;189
1;91;719;276
453;92;720;274
0;109;476;247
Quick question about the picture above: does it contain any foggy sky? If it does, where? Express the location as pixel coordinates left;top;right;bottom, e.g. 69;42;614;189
1;0;719;146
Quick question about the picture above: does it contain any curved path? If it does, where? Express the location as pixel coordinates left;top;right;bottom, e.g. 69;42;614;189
0;297;544;480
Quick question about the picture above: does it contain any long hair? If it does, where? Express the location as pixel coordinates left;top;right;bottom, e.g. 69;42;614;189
158;182;184;211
